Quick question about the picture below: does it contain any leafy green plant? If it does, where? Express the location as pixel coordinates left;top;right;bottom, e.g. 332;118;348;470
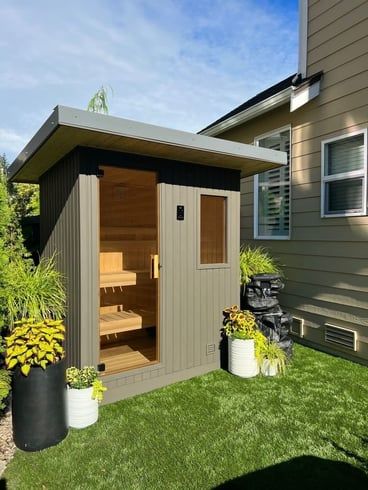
92;379;107;403
0;155;28;331
223;305;256;338
260;341;287;374
0;369;11;410
5;319;65;376
4;255;66;328
239;245;282;286
66;366;106;403
87;85;111;114
222;305;266;361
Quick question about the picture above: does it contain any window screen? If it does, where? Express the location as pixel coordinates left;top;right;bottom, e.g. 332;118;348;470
200;195;227;264
323;133;366;216
256;129;290;238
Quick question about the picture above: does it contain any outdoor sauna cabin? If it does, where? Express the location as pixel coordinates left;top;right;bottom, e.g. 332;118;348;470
9;106;285;403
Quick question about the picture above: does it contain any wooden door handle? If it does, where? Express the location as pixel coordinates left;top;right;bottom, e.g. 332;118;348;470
150;254;159;279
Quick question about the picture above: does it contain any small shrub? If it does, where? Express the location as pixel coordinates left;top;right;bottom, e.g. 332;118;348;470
66;366;98;389
260;341;287;374
223;305;256;338
5;318;66;376
222;305;267;361
66;366;107;402
240;245;282;286
0;369;11;411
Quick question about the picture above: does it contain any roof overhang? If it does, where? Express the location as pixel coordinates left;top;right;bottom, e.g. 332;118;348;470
199;87;291;137
8;105;287;183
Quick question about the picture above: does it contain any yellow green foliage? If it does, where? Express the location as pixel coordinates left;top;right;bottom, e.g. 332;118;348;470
222;305;256;338
240;245;282;285
92;379;107;403
260;340;287;374
5;318;65;376
222;305;267;361
66;366;107;403
0;369;11;410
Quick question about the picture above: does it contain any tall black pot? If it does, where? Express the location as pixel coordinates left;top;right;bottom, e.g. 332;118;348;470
12;358;68;451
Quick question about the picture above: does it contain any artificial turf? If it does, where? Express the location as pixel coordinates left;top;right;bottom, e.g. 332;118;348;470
3;344;368;489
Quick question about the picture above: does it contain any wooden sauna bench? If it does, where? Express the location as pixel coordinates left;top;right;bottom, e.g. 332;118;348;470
100;308;156;336
100;335;157;375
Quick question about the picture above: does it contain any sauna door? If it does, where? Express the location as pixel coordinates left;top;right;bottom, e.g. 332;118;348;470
98;167;159;375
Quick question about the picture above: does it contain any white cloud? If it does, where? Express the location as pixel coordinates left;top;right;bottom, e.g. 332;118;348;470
0;0;298;162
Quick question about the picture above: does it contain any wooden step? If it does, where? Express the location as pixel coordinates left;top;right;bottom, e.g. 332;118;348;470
100;309;156;336
100;271;137;288
100;341;156;374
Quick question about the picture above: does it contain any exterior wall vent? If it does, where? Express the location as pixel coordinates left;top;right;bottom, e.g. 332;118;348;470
290;317;304;337
206;343;216;355
325;324;357;351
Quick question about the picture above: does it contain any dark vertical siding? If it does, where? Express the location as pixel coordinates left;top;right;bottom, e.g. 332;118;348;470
40;152;81;366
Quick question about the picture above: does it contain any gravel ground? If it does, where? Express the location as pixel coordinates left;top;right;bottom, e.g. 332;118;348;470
0;410;15;477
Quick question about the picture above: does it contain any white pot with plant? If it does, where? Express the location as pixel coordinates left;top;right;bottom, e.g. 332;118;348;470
260;341;287;376
223;306;266;378
66;366;107;429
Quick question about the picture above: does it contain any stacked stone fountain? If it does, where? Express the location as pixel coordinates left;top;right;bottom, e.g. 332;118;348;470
242;273;293;358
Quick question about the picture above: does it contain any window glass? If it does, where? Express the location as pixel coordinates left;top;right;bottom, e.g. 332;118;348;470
200;195;227;264
326;178;363;213
323;132;366;216
256;129;290;237
325;134;364;176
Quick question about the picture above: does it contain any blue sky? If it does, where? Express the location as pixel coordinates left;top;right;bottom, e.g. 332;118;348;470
0;0;298;162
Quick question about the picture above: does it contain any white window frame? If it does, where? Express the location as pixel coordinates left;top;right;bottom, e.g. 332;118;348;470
253;125;291;240
321;129;368;218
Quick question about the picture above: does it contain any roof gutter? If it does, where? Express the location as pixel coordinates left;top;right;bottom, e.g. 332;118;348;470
199;87;292;137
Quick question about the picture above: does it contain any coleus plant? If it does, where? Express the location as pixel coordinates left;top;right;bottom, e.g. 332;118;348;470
5;318;65;376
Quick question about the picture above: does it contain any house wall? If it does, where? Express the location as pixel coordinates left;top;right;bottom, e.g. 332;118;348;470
216;0;368;366
41;148;240;403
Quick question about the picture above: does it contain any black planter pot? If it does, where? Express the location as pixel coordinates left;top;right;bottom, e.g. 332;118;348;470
12;358;68;451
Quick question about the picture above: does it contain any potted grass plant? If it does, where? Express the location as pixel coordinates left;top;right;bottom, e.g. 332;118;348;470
66;366;106;429
5;318;68;451
260;341;287;376
4;254;68;451
223;305;266;378
239;246;282;308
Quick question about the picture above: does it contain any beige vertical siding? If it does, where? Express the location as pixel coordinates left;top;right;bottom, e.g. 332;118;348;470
40;149;241;403
78;172;99;366
217;4;368;364
104;182;240;403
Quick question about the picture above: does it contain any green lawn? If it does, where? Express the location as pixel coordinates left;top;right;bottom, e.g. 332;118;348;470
3;344;368;489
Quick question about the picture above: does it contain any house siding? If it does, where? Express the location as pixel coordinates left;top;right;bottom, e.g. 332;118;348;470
216;0;368;363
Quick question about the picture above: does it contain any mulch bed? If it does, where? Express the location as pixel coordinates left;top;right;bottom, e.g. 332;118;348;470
0;410;15;476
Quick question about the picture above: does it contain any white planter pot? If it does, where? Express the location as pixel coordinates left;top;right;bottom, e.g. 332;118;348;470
261;359;278;377
228;337;259;378
67;386;98;429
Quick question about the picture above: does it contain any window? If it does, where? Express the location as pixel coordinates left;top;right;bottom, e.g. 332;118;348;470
254;127;291;239
321;130;367;217
200;195;227;264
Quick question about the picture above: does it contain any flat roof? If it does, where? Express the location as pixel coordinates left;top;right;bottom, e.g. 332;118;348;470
9;105;286;183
